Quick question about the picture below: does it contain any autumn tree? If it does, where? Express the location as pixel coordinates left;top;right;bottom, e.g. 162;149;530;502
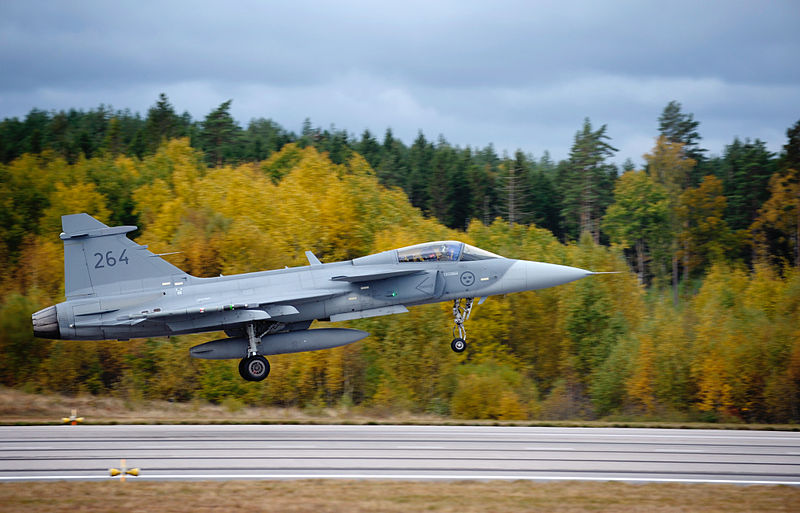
675;175;741;276
602;170;670;284
658;100;705;182
4;96;800;422
690;264;799;422
644;136;696;302
0;293;51;386
751;167;800;267
750;121;800;267
100;117;124;156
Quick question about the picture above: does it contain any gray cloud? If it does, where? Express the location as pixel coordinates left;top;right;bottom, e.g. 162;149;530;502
1;0;798;164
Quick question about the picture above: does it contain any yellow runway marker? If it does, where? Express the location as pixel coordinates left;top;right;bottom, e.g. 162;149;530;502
109;459;139;482
61;409;83;425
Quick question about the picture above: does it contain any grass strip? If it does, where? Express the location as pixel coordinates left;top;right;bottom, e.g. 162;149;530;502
0;479;798;513
2;387;798;430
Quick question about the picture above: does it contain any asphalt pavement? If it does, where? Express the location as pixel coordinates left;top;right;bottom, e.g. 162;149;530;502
1;424;799;484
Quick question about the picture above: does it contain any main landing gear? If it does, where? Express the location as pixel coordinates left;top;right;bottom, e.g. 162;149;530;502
239;323;271;381
239;355;270;381
450;298;475;353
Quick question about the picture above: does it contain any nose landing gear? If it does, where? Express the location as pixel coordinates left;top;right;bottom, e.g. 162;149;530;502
451;337;467;353
451;298;474;353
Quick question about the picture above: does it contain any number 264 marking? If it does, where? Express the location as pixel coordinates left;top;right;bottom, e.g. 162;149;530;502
94;249;129;268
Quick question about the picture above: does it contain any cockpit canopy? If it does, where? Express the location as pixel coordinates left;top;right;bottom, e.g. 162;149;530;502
396;241;502;263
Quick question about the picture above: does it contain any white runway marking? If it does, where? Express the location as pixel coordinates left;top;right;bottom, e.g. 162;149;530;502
265;445;319;449
654;449;705;453
1;473;799;486
0;447;55;450
524;447;575;451
502;433;800;441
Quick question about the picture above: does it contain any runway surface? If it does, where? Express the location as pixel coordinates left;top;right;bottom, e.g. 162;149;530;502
1;424;799;484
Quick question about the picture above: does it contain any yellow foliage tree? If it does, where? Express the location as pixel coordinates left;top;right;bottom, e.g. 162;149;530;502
627;333;656;412
644;136;697;303
751;167;800;266
676;175;740;274
41;182;111;234
644;136;696;194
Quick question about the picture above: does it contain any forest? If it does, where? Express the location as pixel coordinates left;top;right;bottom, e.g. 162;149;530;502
0;95;798;423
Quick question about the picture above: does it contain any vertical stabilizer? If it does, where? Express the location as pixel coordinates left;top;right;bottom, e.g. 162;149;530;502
61;213;189;298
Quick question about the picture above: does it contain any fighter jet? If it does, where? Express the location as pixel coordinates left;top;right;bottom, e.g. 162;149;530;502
33;213;608;381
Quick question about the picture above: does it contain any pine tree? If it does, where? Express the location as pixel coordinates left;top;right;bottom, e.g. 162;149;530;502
445;149;473;230
375;128;408;189
471;144;501;225
356;129;382;169
718;138;776;232
144;93;180;152
524;167;561;236
407;131;433;212
101;117;124;156
781;119;800;171
658;101;705;162
560;118;618;242
199;100;241;166
497;151;531;227
428;137;455;223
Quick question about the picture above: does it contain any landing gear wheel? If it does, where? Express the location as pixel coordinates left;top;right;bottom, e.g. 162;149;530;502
239;355;270;381
451;338;467;353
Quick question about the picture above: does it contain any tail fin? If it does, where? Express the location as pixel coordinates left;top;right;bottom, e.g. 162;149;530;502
61;213;189;299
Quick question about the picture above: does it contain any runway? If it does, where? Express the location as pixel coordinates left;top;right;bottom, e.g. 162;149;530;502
1;424;799;484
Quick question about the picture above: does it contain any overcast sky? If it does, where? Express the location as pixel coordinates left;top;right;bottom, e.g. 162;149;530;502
1;0;798;165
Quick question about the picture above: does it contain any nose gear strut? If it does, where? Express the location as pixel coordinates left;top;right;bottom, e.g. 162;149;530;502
451;298;474;353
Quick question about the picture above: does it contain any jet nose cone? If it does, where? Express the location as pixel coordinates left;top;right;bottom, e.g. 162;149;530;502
523;261;592;290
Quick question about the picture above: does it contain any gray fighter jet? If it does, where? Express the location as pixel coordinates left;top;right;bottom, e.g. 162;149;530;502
33;213;608;381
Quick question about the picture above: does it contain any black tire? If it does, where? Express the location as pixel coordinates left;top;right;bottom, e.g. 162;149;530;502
451;338;467;353
238;358;250;380
239;355;270;381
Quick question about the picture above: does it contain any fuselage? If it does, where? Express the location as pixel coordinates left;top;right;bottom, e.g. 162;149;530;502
40;242;591;342
32;214;601;381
